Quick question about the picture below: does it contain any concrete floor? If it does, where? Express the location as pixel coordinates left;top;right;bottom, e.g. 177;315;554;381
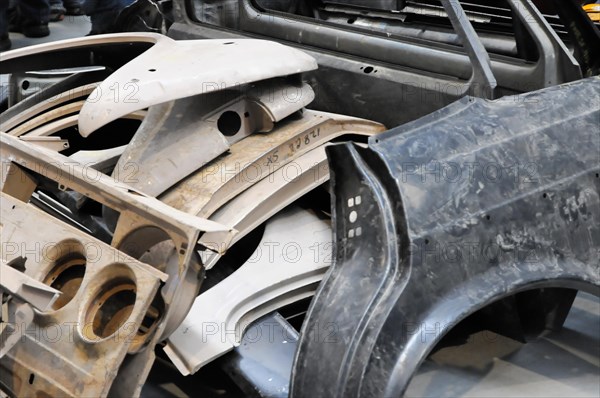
406;292;600;398
8;15;90;50
142;292;599;398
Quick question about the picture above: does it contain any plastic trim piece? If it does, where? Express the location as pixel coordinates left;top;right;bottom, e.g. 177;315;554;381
291;77;600;397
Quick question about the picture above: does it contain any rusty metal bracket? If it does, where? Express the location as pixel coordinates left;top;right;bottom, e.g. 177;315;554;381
0;133;236;396
0;193;165;397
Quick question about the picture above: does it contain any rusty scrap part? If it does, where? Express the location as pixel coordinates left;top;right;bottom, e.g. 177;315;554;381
0;32;386;393
113;78;315;197
0;302;34;361
0;133;235;251
0;33;168;134
0;33;167;153
0;261;61;312
165;206;332;375
17;110;144;139
0;133;236;335
0;69;111;132
0;82;143;153
206;146;329;264
200;141;361;270
18;136;70;151
9;101;86;137
1;88;143;153
0;261;61;359
0;193;166;397
7;99;145;139
0;133;236;396
1;84;98;133
77;37;318;136
157;112;381;368
162;112;382;376
70;146;127;174
160;110;385;218
99;58;383;380
109;108;381;356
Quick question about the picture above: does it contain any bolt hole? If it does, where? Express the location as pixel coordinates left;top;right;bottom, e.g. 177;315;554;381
363;66;374;74
425;239;430;245
11;205;15;209
223;42;235;45
485;215;491;221
244;112;250;118
179;249;186;255
596;173;599;178
349;210;358;223
148;68;156;72
21;80;30;90
347;17;356;24
28;373;35;385
217;111;242;136
543;193;548;199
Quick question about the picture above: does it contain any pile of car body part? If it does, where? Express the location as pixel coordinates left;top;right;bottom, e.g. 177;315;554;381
0;4;598;395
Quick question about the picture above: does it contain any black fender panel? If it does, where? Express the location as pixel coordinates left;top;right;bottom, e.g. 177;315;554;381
291;77;600;397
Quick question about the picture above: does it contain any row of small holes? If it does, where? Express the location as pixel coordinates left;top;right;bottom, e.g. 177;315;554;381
348;196;362;238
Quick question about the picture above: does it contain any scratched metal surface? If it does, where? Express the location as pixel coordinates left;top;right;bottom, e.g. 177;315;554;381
291;77;600;397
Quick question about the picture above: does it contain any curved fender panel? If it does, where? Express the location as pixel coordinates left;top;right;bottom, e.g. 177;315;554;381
291;77;600;397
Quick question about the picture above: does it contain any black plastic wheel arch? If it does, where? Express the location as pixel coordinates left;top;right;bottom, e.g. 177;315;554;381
290;77;600;397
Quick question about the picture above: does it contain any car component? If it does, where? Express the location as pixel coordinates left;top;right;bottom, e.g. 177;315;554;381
0;32;386;397
171;0;600;127
290;76;600;397
0;132;235;397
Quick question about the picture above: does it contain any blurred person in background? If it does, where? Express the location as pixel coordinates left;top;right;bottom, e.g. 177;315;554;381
49;0;83;22
82;0;135;34
0;1;9;50
0;0;136;51
1;0;50;51
8;0;50;37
